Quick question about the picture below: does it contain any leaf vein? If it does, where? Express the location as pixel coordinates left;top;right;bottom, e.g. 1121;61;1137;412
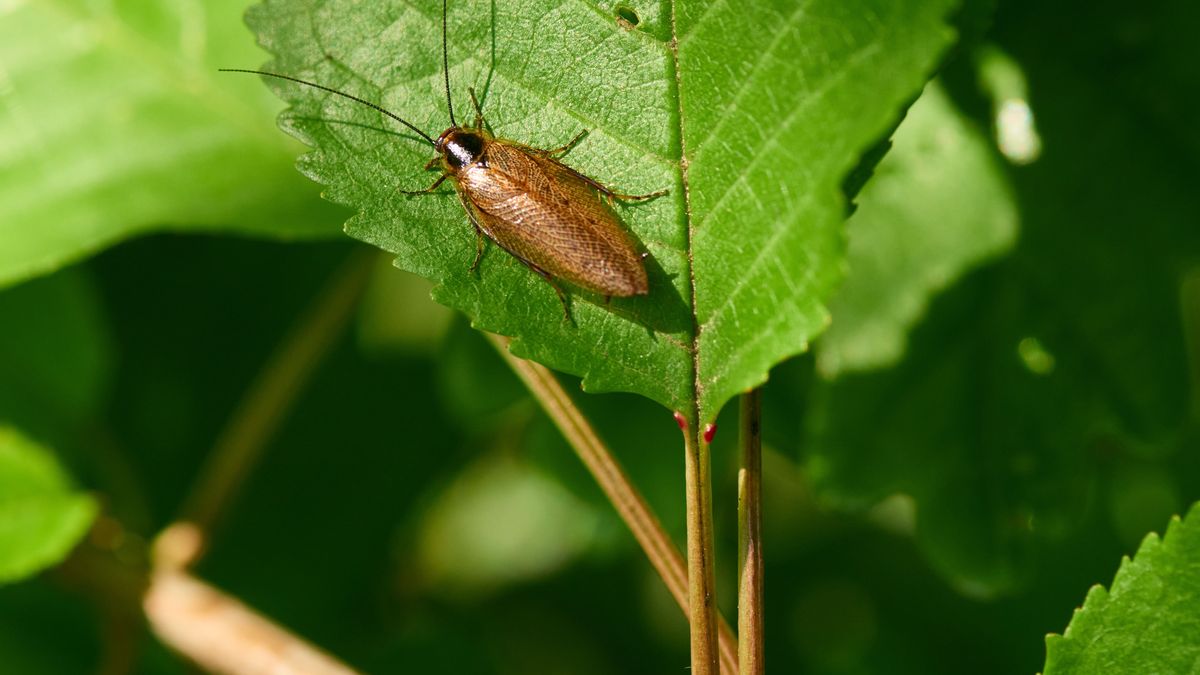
690;0;816;154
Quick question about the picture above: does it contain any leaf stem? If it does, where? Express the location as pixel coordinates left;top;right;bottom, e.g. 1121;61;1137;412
487;334;737;674
663;1;722;669
180;248;375;545
738;389;764;675
683;415;720;675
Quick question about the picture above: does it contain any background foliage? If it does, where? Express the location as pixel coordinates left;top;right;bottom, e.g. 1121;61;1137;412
0;0;1197;673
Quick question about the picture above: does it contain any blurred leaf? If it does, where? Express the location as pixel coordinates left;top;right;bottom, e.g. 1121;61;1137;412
805;0;1200;592
993;0;1197;442
1043;502;1200;675
247;0;957;421
807;269;1101;596
1107;463;1182;549
0;0;345;289
434;319;527;431
356;259;454;357
0;427;97;583
818;80;1018;375
414;454;602;595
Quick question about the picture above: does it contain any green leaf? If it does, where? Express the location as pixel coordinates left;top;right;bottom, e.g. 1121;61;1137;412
1043;502;1200;675
677;1;958;420
247;0;957;421
0;427;97;583
0;0;345;290
818;80;1019;376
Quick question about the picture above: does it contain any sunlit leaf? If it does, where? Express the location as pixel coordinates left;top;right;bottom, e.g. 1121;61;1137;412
1043;502;1200;675
246;0;957;421
0;0;344;289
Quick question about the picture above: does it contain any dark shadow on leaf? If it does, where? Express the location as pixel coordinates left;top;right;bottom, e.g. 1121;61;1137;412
572;241;690;334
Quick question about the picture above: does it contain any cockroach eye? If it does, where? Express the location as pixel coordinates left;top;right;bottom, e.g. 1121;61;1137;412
615;5;640;28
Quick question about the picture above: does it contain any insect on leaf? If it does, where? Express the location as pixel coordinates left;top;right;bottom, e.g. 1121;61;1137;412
247;0;959;422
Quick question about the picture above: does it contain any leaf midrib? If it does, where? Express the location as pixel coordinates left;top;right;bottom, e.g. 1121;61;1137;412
685;1;814;154
666;0;703;422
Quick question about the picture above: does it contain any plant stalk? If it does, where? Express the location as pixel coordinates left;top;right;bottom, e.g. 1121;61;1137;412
738;389;764;674
147;524;361;675
684;415;720;675
488;334;737;674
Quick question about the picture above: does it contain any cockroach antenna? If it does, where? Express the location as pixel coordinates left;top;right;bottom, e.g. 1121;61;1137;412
442;0;457;127
224;0;667;320
218;68;438;147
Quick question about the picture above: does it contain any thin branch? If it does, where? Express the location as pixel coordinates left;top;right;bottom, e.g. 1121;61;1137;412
487;334;737;674
63;517;364;675
145;572;362;675
147;524;361;675
180;248;375;544
683;416;720;675
738;389;764;675
62;251;375;674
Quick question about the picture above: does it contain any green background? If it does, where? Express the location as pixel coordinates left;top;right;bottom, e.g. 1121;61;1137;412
0;0;1197;673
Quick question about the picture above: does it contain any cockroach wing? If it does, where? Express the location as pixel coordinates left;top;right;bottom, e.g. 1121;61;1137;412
454;141;649;297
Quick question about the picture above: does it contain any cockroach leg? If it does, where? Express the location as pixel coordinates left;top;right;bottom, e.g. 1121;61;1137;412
399;172;449;195
528;264;572;321
548;278;572;322
460;198;490;275
506;253;573;322
543;129;589;157
469;229;486;274
468;87;488;130
424;156;441;170
607;187;669;202
543;156;667;202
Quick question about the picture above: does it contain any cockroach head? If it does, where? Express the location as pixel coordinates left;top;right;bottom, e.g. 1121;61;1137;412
438;127;488;169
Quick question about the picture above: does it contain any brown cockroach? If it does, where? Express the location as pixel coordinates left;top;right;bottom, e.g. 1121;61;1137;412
223;0;663;315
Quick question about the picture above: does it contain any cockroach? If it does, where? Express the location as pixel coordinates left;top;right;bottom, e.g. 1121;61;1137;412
222;0;663;316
